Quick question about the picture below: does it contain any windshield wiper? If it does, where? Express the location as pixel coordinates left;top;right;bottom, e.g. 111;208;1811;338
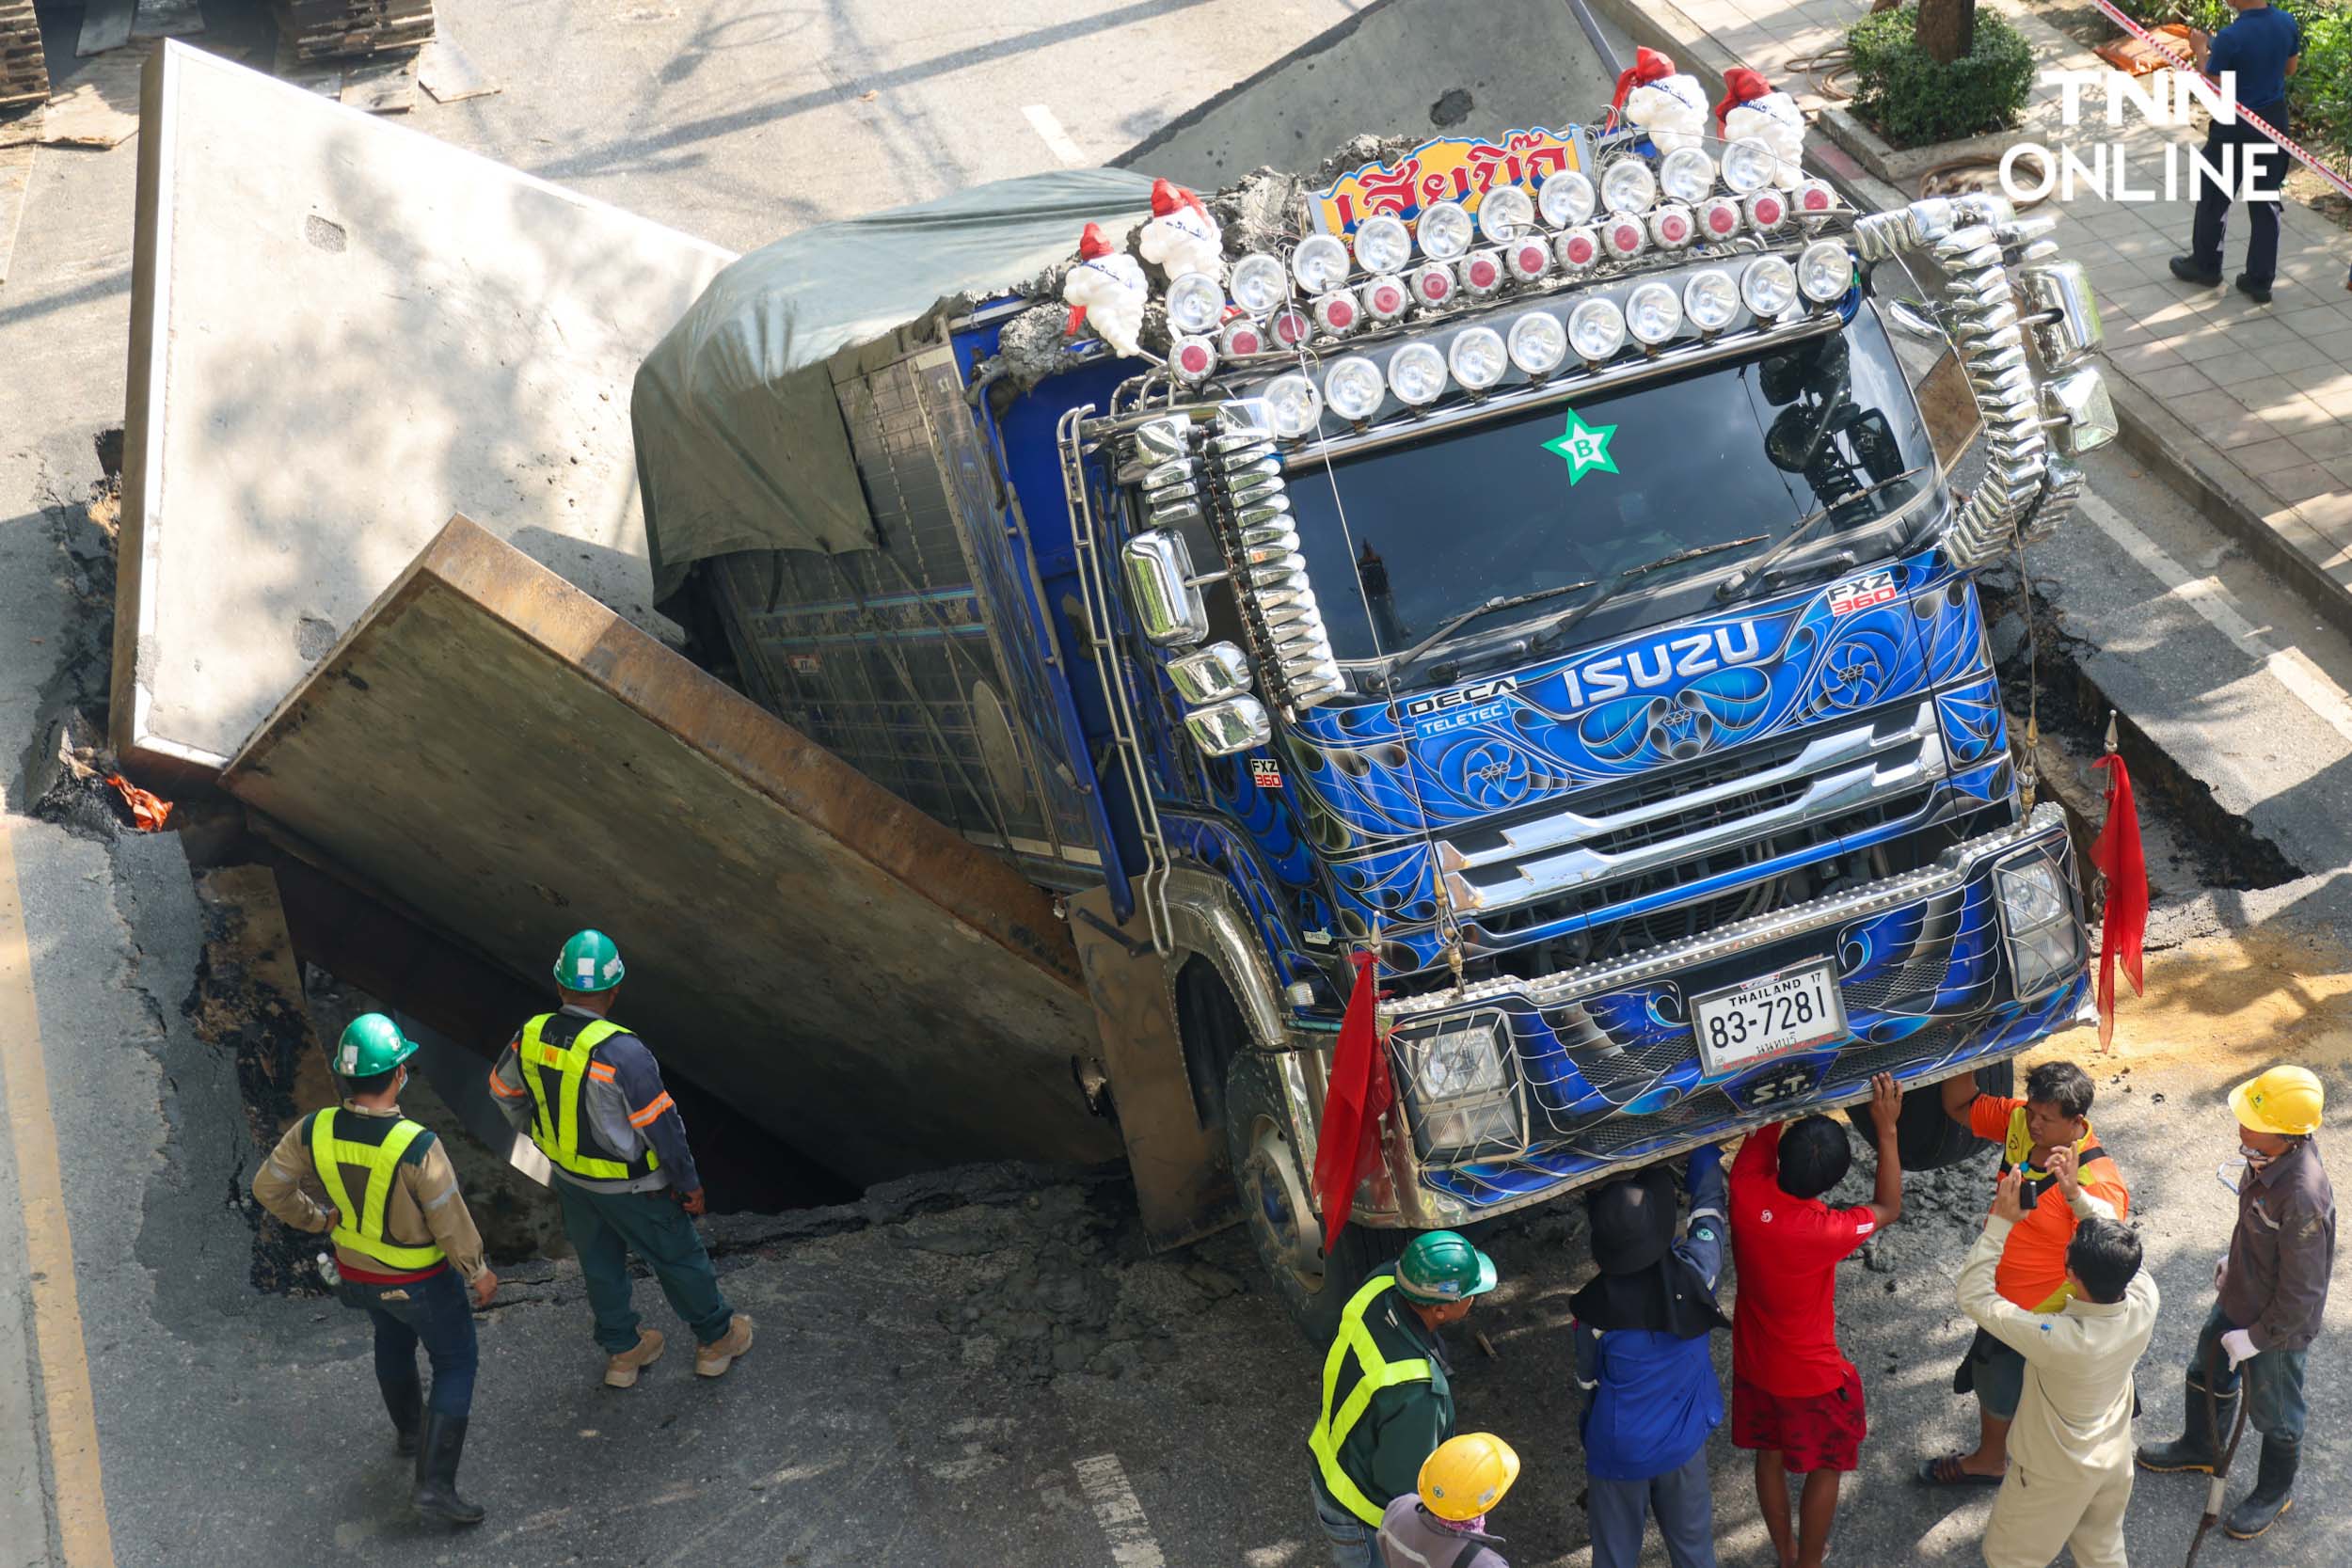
1523;534;1770;657
1712;467;1929;609
1369;577;1601;683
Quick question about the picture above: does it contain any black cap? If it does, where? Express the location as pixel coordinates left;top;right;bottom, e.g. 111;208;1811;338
1586;1168;1677;1275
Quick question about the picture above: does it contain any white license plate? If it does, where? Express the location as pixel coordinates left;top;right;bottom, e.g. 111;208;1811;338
1690;960;1847;1075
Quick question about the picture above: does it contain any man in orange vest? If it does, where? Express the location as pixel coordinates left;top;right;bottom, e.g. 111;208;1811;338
1917;1060;2130;1487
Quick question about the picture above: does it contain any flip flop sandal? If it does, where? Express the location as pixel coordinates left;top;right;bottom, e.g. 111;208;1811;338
1916;1453;2005;1486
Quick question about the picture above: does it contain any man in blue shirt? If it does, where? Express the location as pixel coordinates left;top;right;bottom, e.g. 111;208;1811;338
1570;1145;1732;1568
2170;0;2302;303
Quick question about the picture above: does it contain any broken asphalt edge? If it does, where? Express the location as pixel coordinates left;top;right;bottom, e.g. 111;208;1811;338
1587;0;2352;651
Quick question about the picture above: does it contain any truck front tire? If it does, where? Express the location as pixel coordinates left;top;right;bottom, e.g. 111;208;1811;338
1847;1058;2016;1169
1223;1053;1401;1342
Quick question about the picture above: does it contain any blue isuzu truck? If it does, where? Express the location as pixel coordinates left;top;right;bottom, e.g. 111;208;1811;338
634;115;2118;1335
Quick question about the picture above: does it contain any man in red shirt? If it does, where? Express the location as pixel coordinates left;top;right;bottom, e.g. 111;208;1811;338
1919;1059;2129;1486
1729;1073;1905;1568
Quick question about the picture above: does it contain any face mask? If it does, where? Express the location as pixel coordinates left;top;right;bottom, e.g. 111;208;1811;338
2241;1144;2277;1169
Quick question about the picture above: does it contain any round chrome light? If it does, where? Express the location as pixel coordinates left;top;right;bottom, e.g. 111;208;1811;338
1362;275;1411;322
1505;235;1552;281
1794;179;1837;220
1388;342;1448;406
1477;185;1537;243
1555;227;1600;271
1599;157;1658;216
1353;214;1412;276
1798;240;1853;303
1745;187;1788;232
1165;271;1226;334
1507;310;1568;375
1262;372;1324;437
1648;203;1695;249
1417;199;1475;261
1538;169;1597;229
1683;269;1740;333
1698;197;1743;241
1314;289;1363;335
1659;148;1716;203
1625;280;1682;345
1229;252;1291;315
1269;306;1311;347
1720;136;1777;195
1292;234;1352;293
1600;215;1647;261
1567;297;1626;361
1460;249;1505;296
1448;326;1508;390
1220;317;1267;357
1323;355;1386;421
1170;335;1218;383
1740;255;1800;317
1410;260;1457;308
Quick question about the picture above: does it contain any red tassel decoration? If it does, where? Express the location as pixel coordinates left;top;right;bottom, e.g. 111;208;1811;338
1313;948;1393;1253
2089;752;2148;1049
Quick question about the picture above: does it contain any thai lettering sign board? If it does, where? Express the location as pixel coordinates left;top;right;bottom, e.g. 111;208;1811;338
1308;126;1597;235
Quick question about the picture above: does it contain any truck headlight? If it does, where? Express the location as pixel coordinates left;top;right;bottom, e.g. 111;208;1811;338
1397;1016;1522;1162
1997;854;2082;999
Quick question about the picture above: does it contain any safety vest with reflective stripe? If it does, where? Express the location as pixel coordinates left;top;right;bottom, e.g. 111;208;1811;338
308;1108;445;1271
1309;1273;1437;1527
1996;1105;2122;1311
519;1013;659;1181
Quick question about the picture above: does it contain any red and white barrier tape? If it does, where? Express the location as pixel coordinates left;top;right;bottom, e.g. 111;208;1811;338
2083;0;2352;201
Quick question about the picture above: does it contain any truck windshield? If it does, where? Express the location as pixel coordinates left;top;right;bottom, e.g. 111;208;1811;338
1282;308;1937;689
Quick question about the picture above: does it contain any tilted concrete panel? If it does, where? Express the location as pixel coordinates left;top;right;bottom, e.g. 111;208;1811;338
222;515;1120;1184
117;40;735;782
1114;0;1622;188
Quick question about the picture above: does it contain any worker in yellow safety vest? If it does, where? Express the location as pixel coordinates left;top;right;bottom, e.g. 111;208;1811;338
1308;1230;1500;1568
489;928;753;1387
252;1013;499;1526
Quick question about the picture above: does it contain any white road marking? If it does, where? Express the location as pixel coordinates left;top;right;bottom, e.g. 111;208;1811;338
1073;1453;1168;1568
1023;103;1088;167
2075;491;2352;747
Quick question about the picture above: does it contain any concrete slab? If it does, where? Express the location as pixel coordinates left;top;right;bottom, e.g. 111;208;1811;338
1116;0;1626;187
114;40;736;782
221;515;1120;1185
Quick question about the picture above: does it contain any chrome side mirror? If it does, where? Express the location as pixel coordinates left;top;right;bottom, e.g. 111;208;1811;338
2019;261;2102;370
1120;530;1212;647
1168;641;1253;704
1184;696;1271;756
2040;365;2117;455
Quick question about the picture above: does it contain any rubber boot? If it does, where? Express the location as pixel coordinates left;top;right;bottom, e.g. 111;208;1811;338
411;1411;485;1526
2137;1370;2233;1474
2223;1433;2298;1539
378;1369;422;1458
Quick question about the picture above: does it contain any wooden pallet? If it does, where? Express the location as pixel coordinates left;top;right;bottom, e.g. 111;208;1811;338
272;0;434;64
0;0;48;112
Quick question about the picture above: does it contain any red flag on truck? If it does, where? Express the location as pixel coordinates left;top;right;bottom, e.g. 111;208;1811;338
1314;948;1392;1254
2089;752;2147;1048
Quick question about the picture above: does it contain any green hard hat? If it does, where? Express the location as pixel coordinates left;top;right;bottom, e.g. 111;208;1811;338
334;1013;419;1078
1396;1230;1499;1304
554;928;626;992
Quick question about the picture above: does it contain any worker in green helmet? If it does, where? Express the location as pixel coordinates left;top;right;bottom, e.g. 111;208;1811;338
489;928;752;1387
252;1013;499;1527
1308;1229;1500;1567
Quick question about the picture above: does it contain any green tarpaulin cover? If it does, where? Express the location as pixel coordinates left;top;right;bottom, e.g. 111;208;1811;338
631;168;1157;602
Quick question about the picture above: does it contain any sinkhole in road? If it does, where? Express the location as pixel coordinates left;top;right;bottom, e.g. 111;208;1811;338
1978;562;2302;895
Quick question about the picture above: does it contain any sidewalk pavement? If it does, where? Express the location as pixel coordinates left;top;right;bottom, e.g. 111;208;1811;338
1604;0;2352;624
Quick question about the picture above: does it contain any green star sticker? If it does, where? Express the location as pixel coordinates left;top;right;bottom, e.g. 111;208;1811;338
1542;408;1620;485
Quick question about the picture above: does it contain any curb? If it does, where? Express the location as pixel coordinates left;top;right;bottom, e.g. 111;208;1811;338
1589;0;2352;644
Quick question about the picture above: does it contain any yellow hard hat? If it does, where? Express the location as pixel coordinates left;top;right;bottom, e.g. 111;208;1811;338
2232;1066;2324;1137
1418;1433;1520;1523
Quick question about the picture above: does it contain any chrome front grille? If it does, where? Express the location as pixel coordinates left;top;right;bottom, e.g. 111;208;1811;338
1442;703;1947;918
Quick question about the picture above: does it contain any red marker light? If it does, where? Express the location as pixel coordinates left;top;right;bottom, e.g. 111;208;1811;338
1468;257;1498;288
